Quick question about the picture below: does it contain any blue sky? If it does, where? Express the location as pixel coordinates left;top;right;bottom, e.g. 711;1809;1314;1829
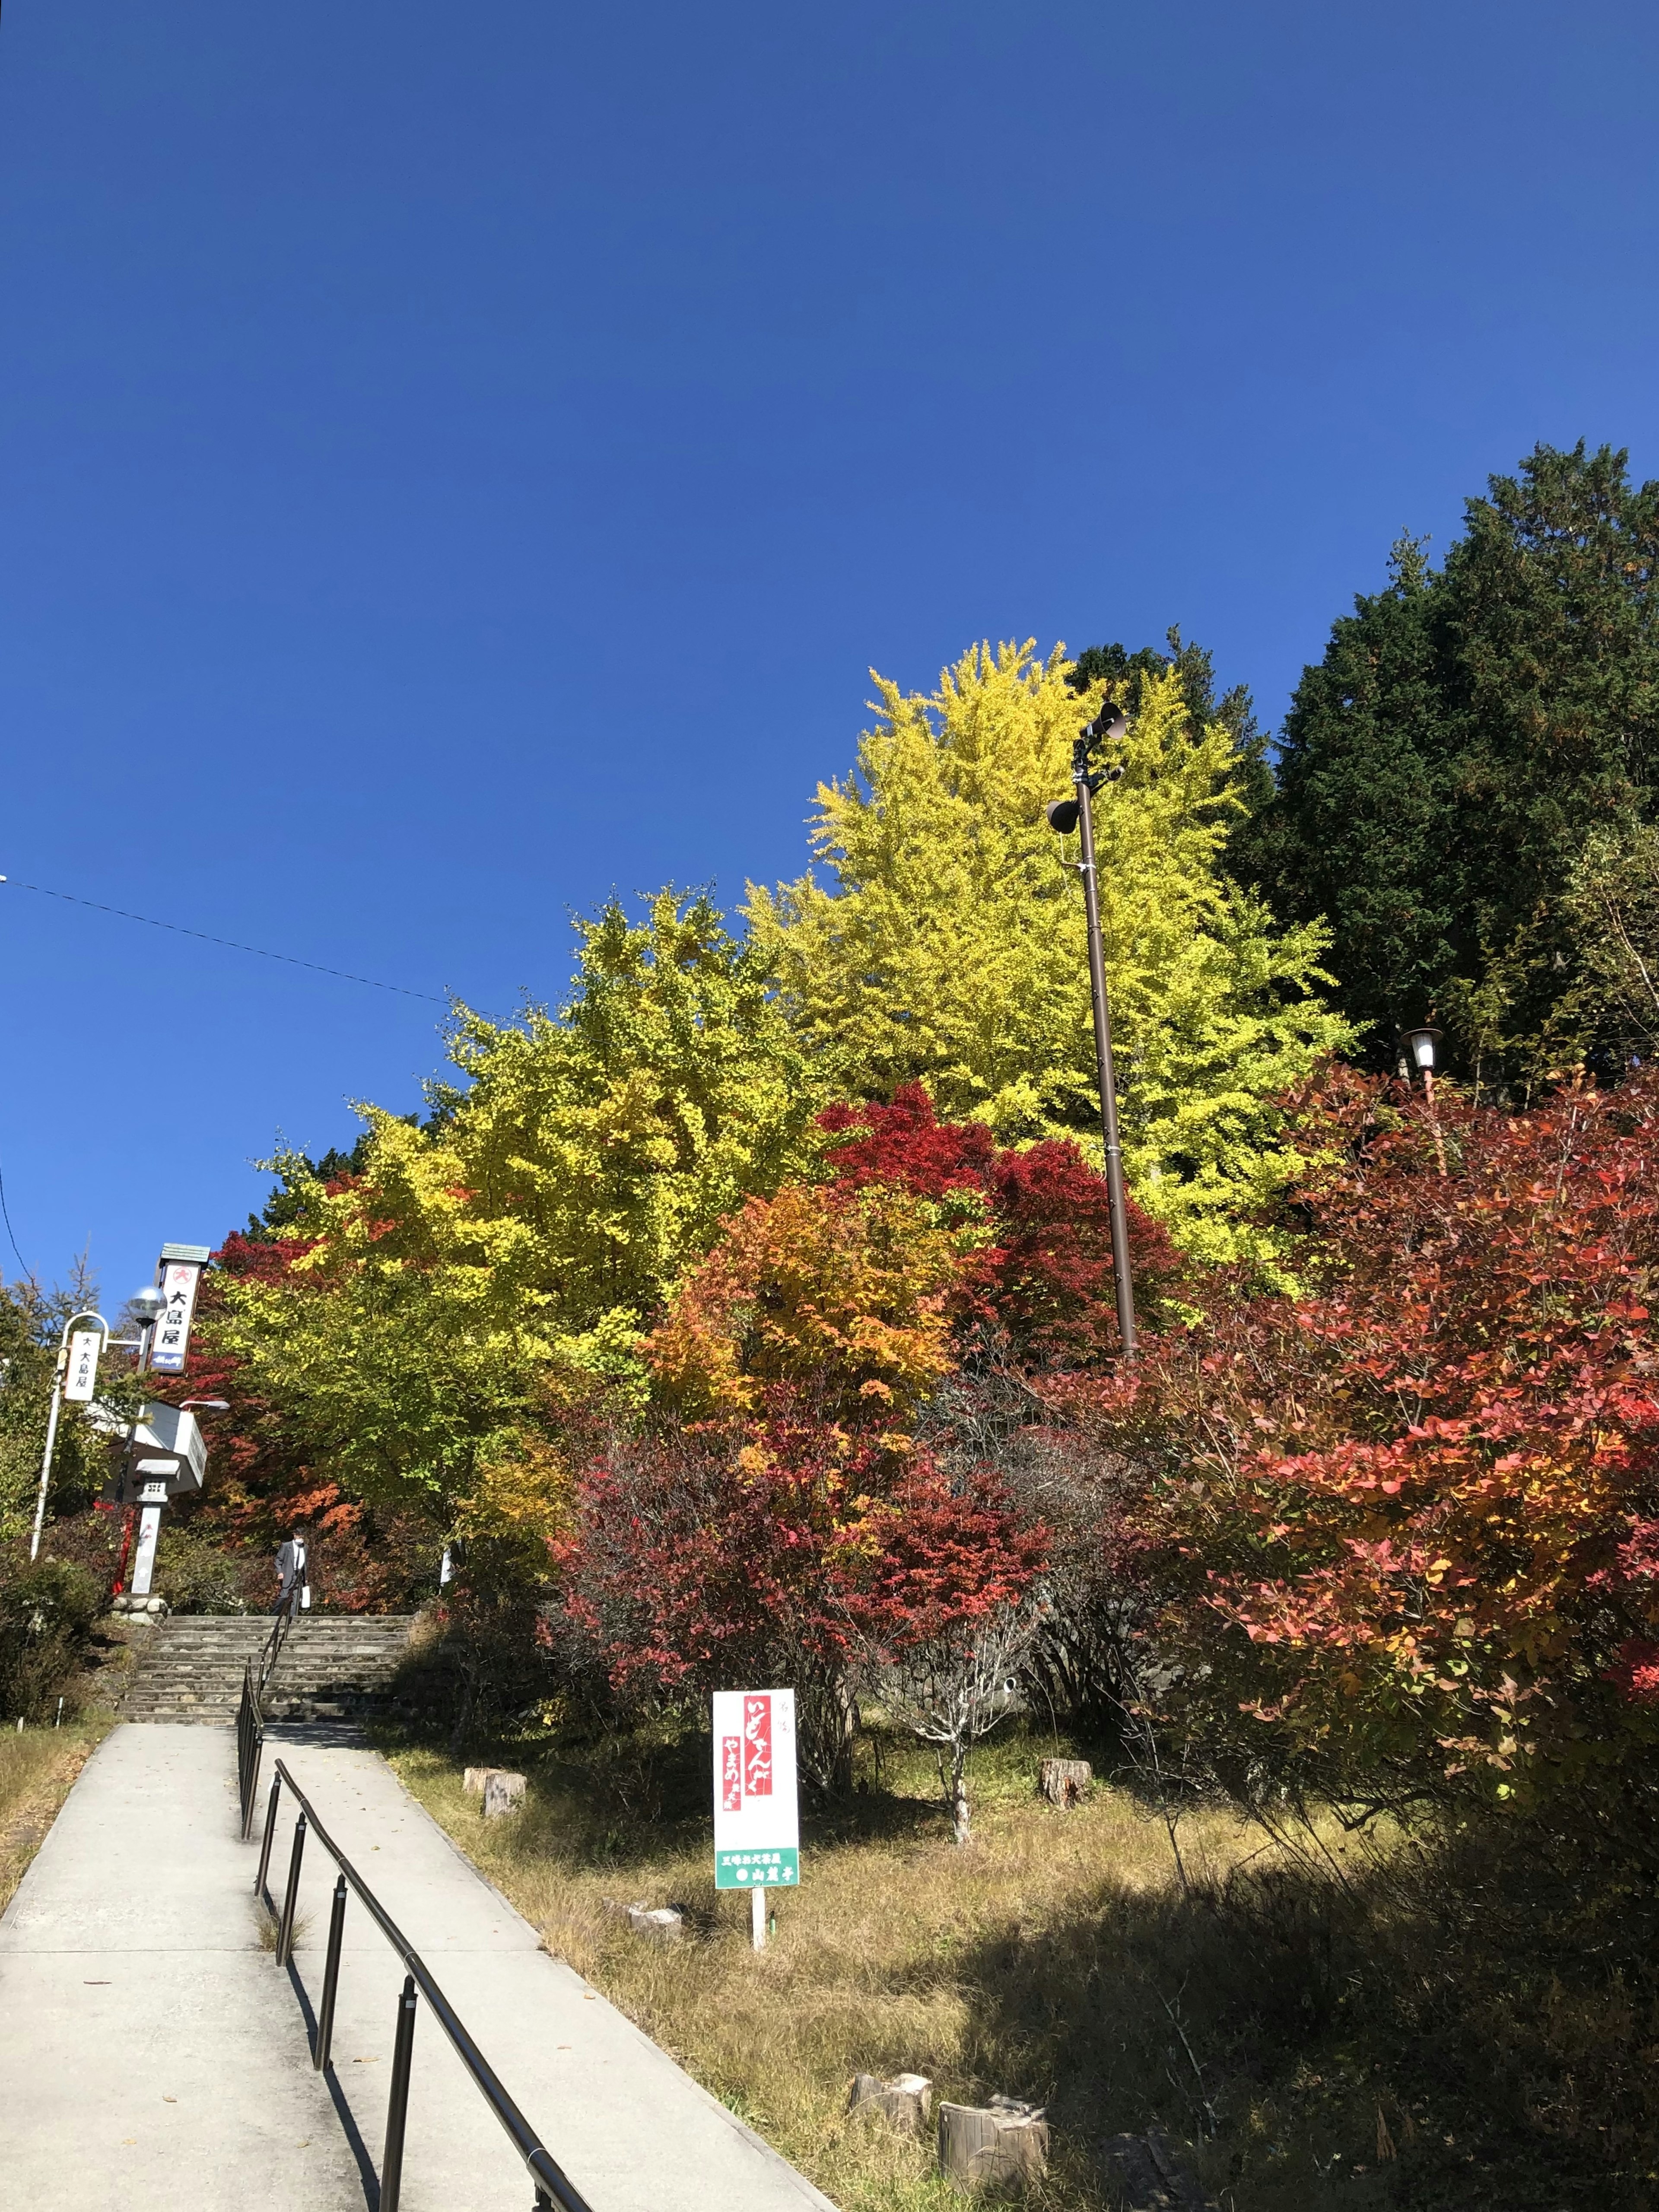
2;0;1655;1311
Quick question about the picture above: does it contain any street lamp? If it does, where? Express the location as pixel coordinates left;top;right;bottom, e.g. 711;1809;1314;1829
1398;1024;1442;1077
1046;697;1138;1362
1397;1022;1447;1177
29;1284;168;1562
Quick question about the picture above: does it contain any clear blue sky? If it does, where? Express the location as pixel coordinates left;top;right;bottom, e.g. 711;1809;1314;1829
2;0;1655;1312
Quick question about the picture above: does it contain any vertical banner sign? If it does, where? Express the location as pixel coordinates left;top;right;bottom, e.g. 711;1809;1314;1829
712;1688;799;1889
130;1503;163;1597
64;1329;103;1403
150;1256;204;1373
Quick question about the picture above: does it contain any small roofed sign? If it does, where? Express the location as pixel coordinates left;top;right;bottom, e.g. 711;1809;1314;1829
712;1688;800;1890
150;1244;210;1374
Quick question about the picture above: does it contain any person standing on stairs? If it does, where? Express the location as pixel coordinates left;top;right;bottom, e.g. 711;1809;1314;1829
274;1530;309;1615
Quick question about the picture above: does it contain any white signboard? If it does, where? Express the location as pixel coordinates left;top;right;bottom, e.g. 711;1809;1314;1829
130;1503;163;1597
149;1262;202;1374
64;1328;103;1403
711;1688;799;1890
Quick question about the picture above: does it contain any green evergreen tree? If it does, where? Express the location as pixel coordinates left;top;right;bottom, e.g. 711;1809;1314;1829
1238;443;1659;1084
1072;627;1272;850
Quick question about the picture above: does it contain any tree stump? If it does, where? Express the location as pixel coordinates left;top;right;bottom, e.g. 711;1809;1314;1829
1039;1758;1092;1809
625;1904;684;1943
482;1770;527;1818
938;2098;1048;2189
464;1765;504;1796
849;2072;933;2136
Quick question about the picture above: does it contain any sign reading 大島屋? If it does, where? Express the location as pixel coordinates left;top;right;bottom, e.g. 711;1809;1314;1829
64;1328;103;1404
149;1244;210;1374
712;1688;800;1890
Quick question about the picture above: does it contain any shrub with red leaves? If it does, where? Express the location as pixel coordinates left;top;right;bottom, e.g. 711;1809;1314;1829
822;1083;1177;1364
1096;1066;1659;1808
560;1421;1046;1794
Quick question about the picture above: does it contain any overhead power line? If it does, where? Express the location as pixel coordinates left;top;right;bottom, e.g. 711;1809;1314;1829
0;875;448;1004
0;1146;31;1280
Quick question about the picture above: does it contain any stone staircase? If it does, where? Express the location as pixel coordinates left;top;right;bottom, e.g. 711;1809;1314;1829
121;1614;416;1725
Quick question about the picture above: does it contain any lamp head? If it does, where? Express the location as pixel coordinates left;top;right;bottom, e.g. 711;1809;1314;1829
130;1285;166;1322
1399;1023;1443;1073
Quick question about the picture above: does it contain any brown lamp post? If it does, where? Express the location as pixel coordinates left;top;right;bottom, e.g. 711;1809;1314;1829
1046;699;1138;1362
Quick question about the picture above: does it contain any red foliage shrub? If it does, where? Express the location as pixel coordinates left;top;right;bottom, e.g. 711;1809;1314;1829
821;1083;1176;1364
1100;1067;1659;1804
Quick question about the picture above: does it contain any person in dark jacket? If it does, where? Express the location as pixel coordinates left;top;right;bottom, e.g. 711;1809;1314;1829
274;1531;308;1614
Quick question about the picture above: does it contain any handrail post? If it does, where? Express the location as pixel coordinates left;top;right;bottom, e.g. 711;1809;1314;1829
381;1974;419;2212
315;1875;347;2072
255;1774;282;1897
276;1812;306;1967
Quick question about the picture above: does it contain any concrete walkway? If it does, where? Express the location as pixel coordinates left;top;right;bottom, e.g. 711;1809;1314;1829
0;1722;838;2212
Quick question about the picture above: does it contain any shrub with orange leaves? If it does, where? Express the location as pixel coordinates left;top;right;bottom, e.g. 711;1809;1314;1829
643;1178;966;1428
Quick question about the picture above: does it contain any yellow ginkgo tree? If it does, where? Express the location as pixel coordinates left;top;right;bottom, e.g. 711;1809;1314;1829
746;640;1351;1268
212;890;826;1529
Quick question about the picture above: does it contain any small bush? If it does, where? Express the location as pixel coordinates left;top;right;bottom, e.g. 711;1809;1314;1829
0;1559;105;1720
155;1527;248;1615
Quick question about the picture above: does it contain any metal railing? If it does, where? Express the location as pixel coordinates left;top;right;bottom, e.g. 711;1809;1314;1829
236;1583;301;1837
257;1758;592;2212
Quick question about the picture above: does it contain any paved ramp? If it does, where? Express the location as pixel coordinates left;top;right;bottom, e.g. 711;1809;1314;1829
0;1723;837;2212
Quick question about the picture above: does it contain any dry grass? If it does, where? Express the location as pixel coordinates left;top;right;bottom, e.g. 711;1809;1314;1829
385;1715;1659;2210
0;1716;111;1915
386;1724;1454;2212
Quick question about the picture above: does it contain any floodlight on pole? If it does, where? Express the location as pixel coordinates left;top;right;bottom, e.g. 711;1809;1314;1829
1046;698;1138;1362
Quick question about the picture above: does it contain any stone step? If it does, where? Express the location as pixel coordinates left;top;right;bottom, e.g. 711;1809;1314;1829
121;1614;418;1724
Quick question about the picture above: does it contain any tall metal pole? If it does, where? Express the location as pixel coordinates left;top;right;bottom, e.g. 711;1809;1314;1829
1072;764;1139;1363
28;1357;68;1563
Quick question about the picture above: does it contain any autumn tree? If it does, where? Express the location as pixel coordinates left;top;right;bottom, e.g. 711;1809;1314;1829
1105;1067;1659;1816
213;890;824;1535
563;1425;1046;1810
820;1083;1179;1366
747;641;1348;1269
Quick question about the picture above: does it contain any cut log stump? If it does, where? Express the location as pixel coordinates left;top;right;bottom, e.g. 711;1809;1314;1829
1038;1758;1092;1809
938;2097;1048;2189
849;2072;933;2136
464;1765;504;1796
482;1770;527;1818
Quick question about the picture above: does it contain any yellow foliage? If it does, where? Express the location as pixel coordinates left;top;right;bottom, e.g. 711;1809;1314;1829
748;642;1352;1267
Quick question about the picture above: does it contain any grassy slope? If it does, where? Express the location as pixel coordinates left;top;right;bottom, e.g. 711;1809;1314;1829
387;1723;1464;2212
0;1716;111;1915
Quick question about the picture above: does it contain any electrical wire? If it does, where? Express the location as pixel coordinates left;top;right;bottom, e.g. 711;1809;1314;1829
0;1147;31;1280
0;875;447;1004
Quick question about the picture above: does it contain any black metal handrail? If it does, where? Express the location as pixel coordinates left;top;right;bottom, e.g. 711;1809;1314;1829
236;1583;301;1837
259;1757;592;2212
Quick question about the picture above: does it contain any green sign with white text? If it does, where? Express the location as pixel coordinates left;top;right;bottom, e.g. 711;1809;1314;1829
715;1846;800;1891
